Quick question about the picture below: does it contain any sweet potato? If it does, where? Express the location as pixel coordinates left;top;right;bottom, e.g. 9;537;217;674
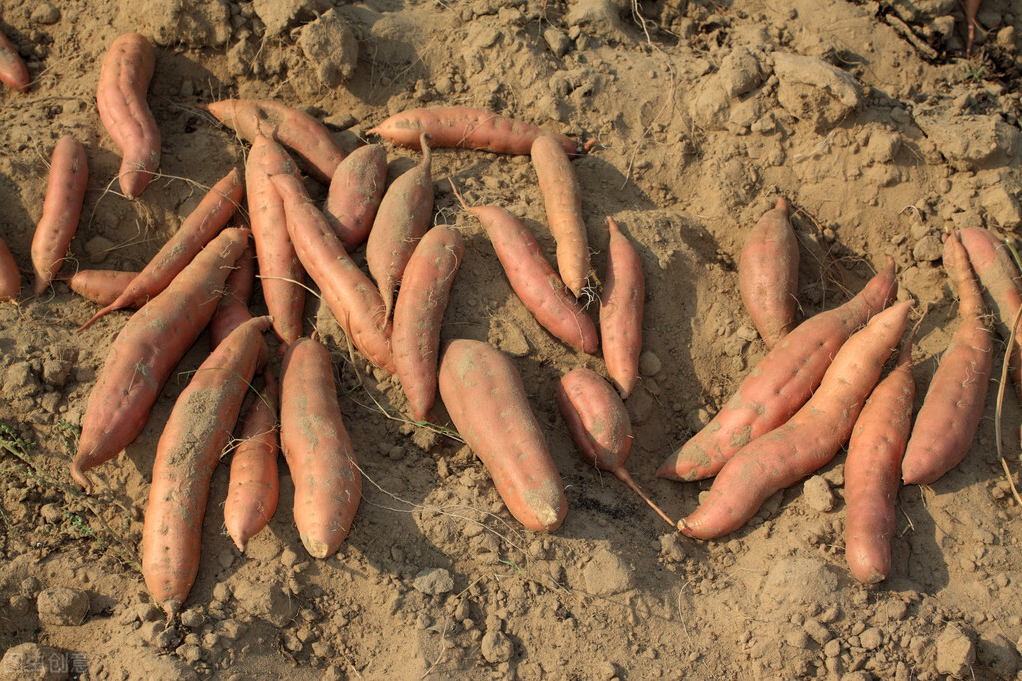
438;339;567;532
902;232;993;485
70;227;251;493
205;98;344;183
0;28;29;93
454;185;598;354
269;173;395;373
965;0;983;56
96;32;159;199
78;167;244;331
392;225;464;421
600;216;644;398
845;335;915;584
956;226;1022;399
739;197;799;349
556;368;673;526
658;258;898;482
224;367;280;553
368;106;583;157
324;144;388;251
31;135;88;296
142;315;271;615
61;269;138;306
280;337;361;559
365;133;434;321
246;135;306;347
680;300;913;540
0;236;20;302
209;240;257;353
532;134;590;297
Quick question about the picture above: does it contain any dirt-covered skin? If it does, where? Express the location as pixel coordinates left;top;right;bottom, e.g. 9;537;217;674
2;0;1022;679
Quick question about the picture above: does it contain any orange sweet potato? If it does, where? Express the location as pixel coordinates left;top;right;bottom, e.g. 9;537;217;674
738;197;799;349
365;133;434;321
600;216;644;398
31;135;88;296
531;134;590;297
205;98;344;184
224;367;280;553
368;106;583;157
845;335;914;584
142;315;271;614
392;225;464;421
901;232;993;485
438;339;567;532
96;32;159;199
324;144;388;251
280;337;361;559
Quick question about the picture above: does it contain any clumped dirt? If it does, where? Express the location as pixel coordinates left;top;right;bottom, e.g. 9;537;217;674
2;0;1022;679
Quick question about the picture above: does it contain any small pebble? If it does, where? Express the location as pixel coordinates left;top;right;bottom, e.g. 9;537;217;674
30;4;60;24
638;351;662;377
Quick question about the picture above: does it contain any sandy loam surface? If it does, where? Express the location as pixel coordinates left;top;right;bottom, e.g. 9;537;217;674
2;0;1022;678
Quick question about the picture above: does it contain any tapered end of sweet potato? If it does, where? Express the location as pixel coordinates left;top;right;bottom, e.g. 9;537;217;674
69;461;94;495
300;532;335;560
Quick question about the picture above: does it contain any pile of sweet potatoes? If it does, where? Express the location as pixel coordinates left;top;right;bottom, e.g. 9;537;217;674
658;198;1015;584
0;23;1011;619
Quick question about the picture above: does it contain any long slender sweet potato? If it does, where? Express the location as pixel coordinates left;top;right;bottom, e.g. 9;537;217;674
739;197;799;349
845;335;915;584
269;173;395;373
438;339;567;532
532;135;590;297
142;315;271;615
392;225;464;421
902;232;993;485
280;337;361;559
0;236;20;301
78;167;243;330
600;216;644;398
31;135;88;296
956;226;1022;399
368;106;583;157
0;28;29;93
454;185;598;354
680;300;913;540
224;367;280;553
557;368;673;527
246;135;306;347
70;227;251;493
365;133;434;321
658;258;898;482
205;98;344;183
324;144;388;251
965;0;983;56
61;269;138;306
96;32;159;199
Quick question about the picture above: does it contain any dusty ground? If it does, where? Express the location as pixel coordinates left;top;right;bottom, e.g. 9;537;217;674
2;0;1022;678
